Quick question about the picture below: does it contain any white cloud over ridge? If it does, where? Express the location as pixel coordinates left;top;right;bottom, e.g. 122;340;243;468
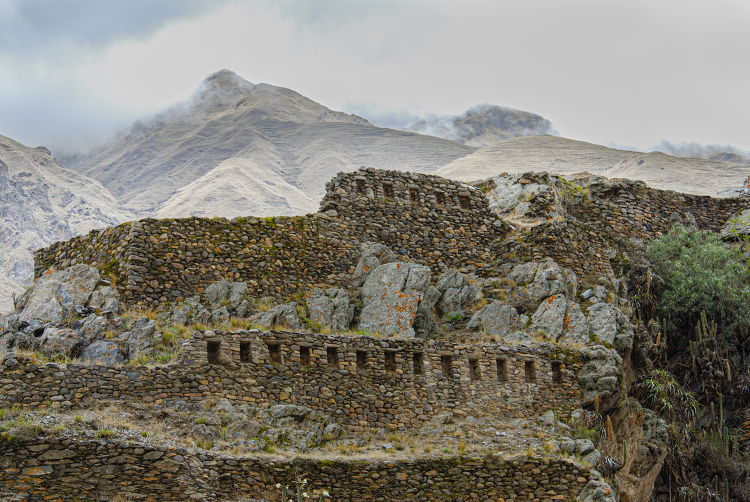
0;0;748;154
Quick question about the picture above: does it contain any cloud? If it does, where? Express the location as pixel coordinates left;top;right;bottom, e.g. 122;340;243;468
651;141;750;162
1;0;750;155
0;0;232;55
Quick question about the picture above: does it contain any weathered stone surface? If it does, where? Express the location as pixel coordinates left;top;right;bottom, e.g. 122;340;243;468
251;303;302;331
511;258;577;312
21;265;100;322
578;345;622;402
210;306;230;325
78;315;107;345
560;301;590;345
305;288;353;332
435;269;479;315
204;279;248;309
586;302;618;344
530;294;568;340
358;262;431;338
39;328;82;357
352;242;397;287
269;404;312;420
721;208;750;240
467;301;521;336
414;285;440;337
87;286;119;314
81;340;125;364
126;318;155;359
576;476;617;502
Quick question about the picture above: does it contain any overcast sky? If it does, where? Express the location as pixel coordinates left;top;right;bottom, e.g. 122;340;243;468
1;0;748;155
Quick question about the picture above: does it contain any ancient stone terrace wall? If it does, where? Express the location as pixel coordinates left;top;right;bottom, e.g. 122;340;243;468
564;177;750;240
0;330;585;430
0;437;591;501
34;168;507;307
321;167;506;272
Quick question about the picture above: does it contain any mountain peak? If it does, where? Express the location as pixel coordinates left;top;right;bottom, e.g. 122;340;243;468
195;69;255;108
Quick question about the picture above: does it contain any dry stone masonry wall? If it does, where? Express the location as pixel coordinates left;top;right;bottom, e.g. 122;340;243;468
0;330;584;431
34;168;507;307
0;438;591;501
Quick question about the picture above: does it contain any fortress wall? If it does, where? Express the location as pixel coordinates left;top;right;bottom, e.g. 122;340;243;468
320;167;507;272
0;330;585;431
34;169;507;308
564;178;750;240
0;438;591;501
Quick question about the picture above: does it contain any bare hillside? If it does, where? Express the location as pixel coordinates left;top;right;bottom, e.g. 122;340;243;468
0;134;132;313
74;70;476;216
436;135;750;196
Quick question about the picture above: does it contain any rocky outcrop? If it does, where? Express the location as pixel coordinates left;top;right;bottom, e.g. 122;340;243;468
358;261;431;338
125;318;156;360
720;208;750;240
351;243;398;288
509;258;577;313
578;345;622;402
251;303;302;331
467;301;522;336
434;269;479;316
304;288;353;332
204;279;248;309
20;265;100;322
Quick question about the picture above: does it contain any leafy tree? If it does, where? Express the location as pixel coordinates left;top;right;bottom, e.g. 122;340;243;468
647;226;750;352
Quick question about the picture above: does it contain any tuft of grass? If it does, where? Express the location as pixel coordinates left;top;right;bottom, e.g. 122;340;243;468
96;428;115;439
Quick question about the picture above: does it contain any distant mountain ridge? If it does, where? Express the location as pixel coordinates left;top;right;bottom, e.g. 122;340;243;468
405;104;556;147
0;134;132;313
72;69;476;218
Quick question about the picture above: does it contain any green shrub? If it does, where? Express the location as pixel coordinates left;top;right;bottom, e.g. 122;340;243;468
647;226;750;350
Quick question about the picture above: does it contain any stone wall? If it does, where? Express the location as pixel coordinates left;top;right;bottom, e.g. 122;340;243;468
564;177;750;239
34;168;507;308
0;330;585;430
320;167;506;272
0;437;591;501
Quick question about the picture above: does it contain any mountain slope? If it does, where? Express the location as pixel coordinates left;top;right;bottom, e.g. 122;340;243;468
74;70;476;216
435;135;750;196
0;134;132;313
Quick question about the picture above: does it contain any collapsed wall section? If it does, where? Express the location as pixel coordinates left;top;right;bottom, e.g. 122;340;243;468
0;330;585;430
0;439;591;501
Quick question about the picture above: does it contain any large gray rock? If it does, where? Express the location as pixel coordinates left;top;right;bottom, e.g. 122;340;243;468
251;303;302;331
126;318;156;360
352;243;398;287
721;208;750;240
39;328;82;357
358;262;431;338
560;301;591;345
87;286;120;314
0;314;21;336
467;301;521;336
586;302;634;351
204;279;248;309
578;345;622;402
269;404;312;420
305;288;354;332
81;340;125;365
22;265;100;322
78;315;108;345
510;258;577;312
530;294;568;340
414;286;440;337
576;476;617;502
435;269;479;315
530;296;591;345
210;306;230;325
0;331;38;352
